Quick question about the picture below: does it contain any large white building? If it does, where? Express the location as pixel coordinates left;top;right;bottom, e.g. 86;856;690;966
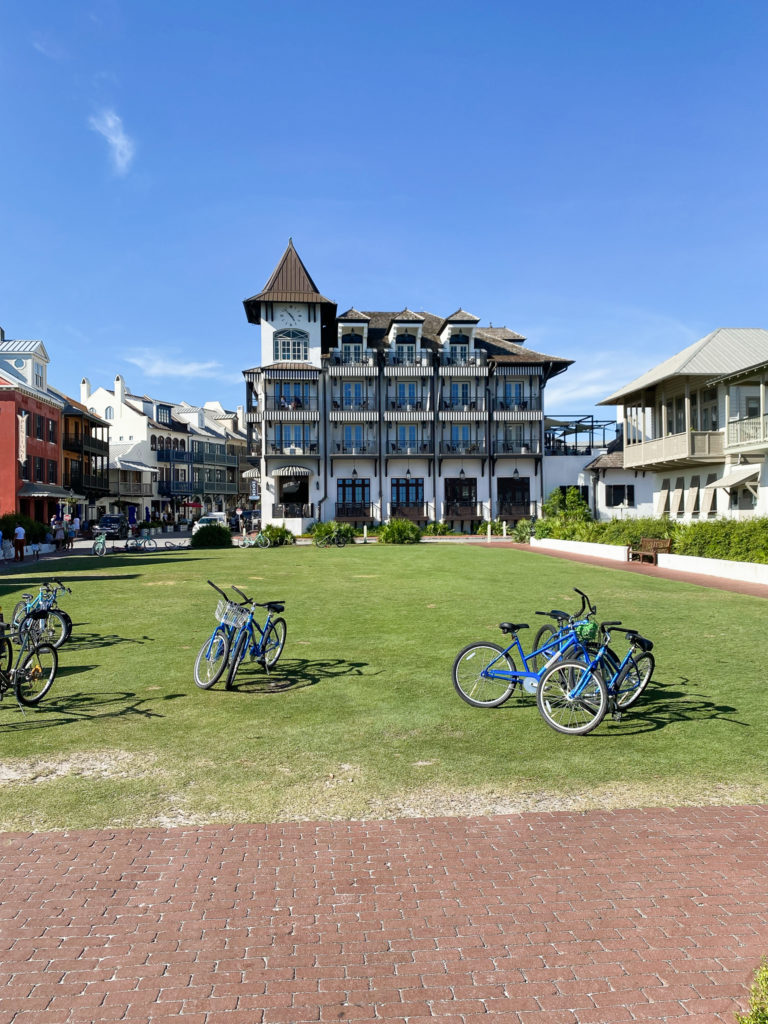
83;375;248;521
242;241;575;530
598;327;768;521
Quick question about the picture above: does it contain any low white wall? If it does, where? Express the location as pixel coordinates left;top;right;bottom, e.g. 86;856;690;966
657;551;768;586
530;537;629;562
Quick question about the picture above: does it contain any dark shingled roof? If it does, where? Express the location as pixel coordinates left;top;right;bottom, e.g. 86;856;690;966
337;308;371;322
438;308;481;332
390;308;425;323
243;240;335;323
584;435;624;471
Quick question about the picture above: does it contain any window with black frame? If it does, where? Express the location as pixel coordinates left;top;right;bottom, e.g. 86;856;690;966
391;477;423;505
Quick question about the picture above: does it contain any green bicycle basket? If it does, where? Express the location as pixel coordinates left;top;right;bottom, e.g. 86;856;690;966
575;621;599;643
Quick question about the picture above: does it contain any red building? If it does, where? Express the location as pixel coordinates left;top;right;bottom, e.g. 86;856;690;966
0;333;68;522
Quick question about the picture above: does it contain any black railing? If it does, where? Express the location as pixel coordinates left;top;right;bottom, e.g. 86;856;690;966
390;503;427;520
497;502;530;519
444;502;482;519
388;441;432;454
274;502;314;518
335;502;373;520
439;441;487;455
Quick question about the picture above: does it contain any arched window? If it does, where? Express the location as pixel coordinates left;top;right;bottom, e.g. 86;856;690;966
104;406;114;419
157;436;165;450
179;439;186;451
273;329;309;362
342;331;363;364
172;438;178;450
165;436;172;450
150;435;157;450
395;332;417;365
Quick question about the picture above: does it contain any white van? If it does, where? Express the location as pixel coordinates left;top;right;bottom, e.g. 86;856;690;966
191;512;228;536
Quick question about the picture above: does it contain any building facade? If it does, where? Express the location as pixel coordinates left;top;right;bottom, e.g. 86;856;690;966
242;241;572;530
598;327;768;521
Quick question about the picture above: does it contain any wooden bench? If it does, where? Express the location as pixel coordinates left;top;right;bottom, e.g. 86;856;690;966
629;537;672;565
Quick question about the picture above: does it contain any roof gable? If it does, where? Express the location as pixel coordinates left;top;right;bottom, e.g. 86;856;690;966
244;239;334;322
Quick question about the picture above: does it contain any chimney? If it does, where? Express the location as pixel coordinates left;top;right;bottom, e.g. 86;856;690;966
114;374;126;405
236;404;244;429
80;377;91;403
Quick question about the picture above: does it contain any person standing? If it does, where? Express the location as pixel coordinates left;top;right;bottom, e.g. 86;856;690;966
13;523;25;562
73;515;81;537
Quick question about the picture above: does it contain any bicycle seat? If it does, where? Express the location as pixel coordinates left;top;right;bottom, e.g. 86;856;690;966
265;602;284;613
21;594;33;601
626;632;653;652
498;622;529;634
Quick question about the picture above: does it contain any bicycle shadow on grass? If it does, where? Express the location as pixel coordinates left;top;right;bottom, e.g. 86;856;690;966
227;656;371;694
62;629;153;651
597;676;749;736
0;688;174;732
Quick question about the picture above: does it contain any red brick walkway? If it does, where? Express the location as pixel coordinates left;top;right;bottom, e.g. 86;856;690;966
2;805;766;1023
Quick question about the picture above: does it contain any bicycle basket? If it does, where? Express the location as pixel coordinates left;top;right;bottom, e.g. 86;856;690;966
575;621;599;643
215;599;248;629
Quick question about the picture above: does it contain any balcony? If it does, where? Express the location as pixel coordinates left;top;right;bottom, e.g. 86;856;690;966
265;397;319;411
158;480;192;495
63;432;109;455
156;449;193;463
388;440;433;455
444;501;483;520
114;482;153;497
497;502;530;521
390;502;428;521
439;441;487;455
66;472;110;493
330;398;376;411
440;398;486;411
333;441;378;455
385;351;432;367
268;442;319;455
493;440;541;455
440;351;487;367
492;397;542;412
335;502;374;521
274;502;314;518
726;415;768;452
623;430;724;469
386;398;427;411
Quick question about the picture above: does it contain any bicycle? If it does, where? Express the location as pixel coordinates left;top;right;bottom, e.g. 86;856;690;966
193;581;246;689
452;589;598;708
11;580;72;649
164;538;190;549
314;528;347;548
0;611;58;707
91;531;108;555
236;528;270;548
124;531;158;552
224;585;287;688
535;621;654;735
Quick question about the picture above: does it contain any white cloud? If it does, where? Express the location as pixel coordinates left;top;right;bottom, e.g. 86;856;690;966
126;352;223;379
32;34;68;60
88;109;135;174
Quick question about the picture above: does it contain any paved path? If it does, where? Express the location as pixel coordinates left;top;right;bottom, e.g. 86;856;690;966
2;805;766;1023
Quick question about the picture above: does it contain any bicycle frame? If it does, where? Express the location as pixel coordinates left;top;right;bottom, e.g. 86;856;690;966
479;622;592;693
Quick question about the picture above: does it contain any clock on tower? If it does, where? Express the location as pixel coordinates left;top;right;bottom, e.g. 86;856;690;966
276;303;306;326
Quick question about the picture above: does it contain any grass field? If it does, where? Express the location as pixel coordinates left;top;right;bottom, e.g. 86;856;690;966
0;542;765;831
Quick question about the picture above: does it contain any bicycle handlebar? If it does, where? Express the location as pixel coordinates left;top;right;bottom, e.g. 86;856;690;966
573;588;596;616
230;585;251;604
207;580;229;600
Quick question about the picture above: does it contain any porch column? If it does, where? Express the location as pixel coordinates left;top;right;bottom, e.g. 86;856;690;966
661;392;668;436
762;374;767;442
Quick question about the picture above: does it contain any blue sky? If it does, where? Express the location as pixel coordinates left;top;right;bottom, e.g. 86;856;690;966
2;0;768;421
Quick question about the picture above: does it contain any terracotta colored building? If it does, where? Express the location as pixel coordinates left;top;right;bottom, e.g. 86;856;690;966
0;332;68;522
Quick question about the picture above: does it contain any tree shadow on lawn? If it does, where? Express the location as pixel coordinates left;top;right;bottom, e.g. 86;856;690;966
228;656;372;694
0;686;180;732
596;677;750;736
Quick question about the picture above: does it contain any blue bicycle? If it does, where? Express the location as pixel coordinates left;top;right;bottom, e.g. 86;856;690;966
11;580;72;649
452;589;598;708
224;586;287;688
537;621;655;734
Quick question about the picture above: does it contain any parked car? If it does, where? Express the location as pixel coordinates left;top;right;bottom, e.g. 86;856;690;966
191;513;228;536
95;514;129;539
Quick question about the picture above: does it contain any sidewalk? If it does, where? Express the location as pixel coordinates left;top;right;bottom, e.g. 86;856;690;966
1;805;765;1023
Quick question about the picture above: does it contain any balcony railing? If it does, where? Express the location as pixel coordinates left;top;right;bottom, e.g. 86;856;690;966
331;398;375;411
439;441;487;455
444;501;482;519
274;502;314;518
493;440;540;455
114;483;153;497
268;442;319;455
66;472;110;492
440;398;485;411
388;440;432;454
158;480;192;495
329;349;378;366
265;397;319;411
727;415;768;447
387;398;427;410
385;352;433;367
333;441;378;455
440;351;487;367
335;502;374;520
390;502;427;520
623;430;723;468
497;502;530;519
63;433;109;454
492;397;542;412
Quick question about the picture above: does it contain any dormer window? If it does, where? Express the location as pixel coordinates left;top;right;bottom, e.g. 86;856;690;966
274;329;309;361
34;361;45;389
448;332;470;365
395;332;417;365
341;332;363;364
157;405;171;424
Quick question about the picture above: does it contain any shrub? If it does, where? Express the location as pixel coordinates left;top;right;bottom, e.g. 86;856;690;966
511;518;533;542
190;524;232;549
736;957;768;1023
542;486;592;523
379;518;422;544
262;524;295;546
423;521;453;536
0;513;47;545
312;520;355;544
475;519;505;536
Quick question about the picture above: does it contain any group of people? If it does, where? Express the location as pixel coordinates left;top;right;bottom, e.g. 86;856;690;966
50;515;80;551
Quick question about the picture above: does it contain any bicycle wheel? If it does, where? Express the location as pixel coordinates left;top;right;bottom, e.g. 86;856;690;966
92;536;106;555
452;642;516;708
37;610;69;650
530;624;557;674
0;637;12;673
536;659;607;735
15;643;58;705
11;601;30;635
314;534;327;548
57;610;73;640
225;630;249;688
334;535;347;548
261;617;287;668
257;533;270;548
143;538;158;551
615;652;655;709
193;629;230;689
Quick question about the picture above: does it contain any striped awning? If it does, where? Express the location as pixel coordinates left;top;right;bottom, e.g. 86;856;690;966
241;467;261;479
272;465;311;477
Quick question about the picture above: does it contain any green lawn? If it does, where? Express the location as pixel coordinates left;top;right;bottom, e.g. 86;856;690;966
0;543;765;831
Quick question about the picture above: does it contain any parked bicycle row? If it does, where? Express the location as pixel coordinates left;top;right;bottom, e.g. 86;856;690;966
193;581;286;690
452;587;655;735
0;579;74;709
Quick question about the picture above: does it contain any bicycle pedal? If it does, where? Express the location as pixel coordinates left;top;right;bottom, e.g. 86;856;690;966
611;710;622;721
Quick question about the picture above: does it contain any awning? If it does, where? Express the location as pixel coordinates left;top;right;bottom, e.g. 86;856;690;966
17;483;83;500
115;460;154;473
241;467;261;479
272;465;311;477
703;465;760;490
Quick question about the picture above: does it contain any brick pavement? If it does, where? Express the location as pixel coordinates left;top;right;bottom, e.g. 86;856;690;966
1;805;767;1023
